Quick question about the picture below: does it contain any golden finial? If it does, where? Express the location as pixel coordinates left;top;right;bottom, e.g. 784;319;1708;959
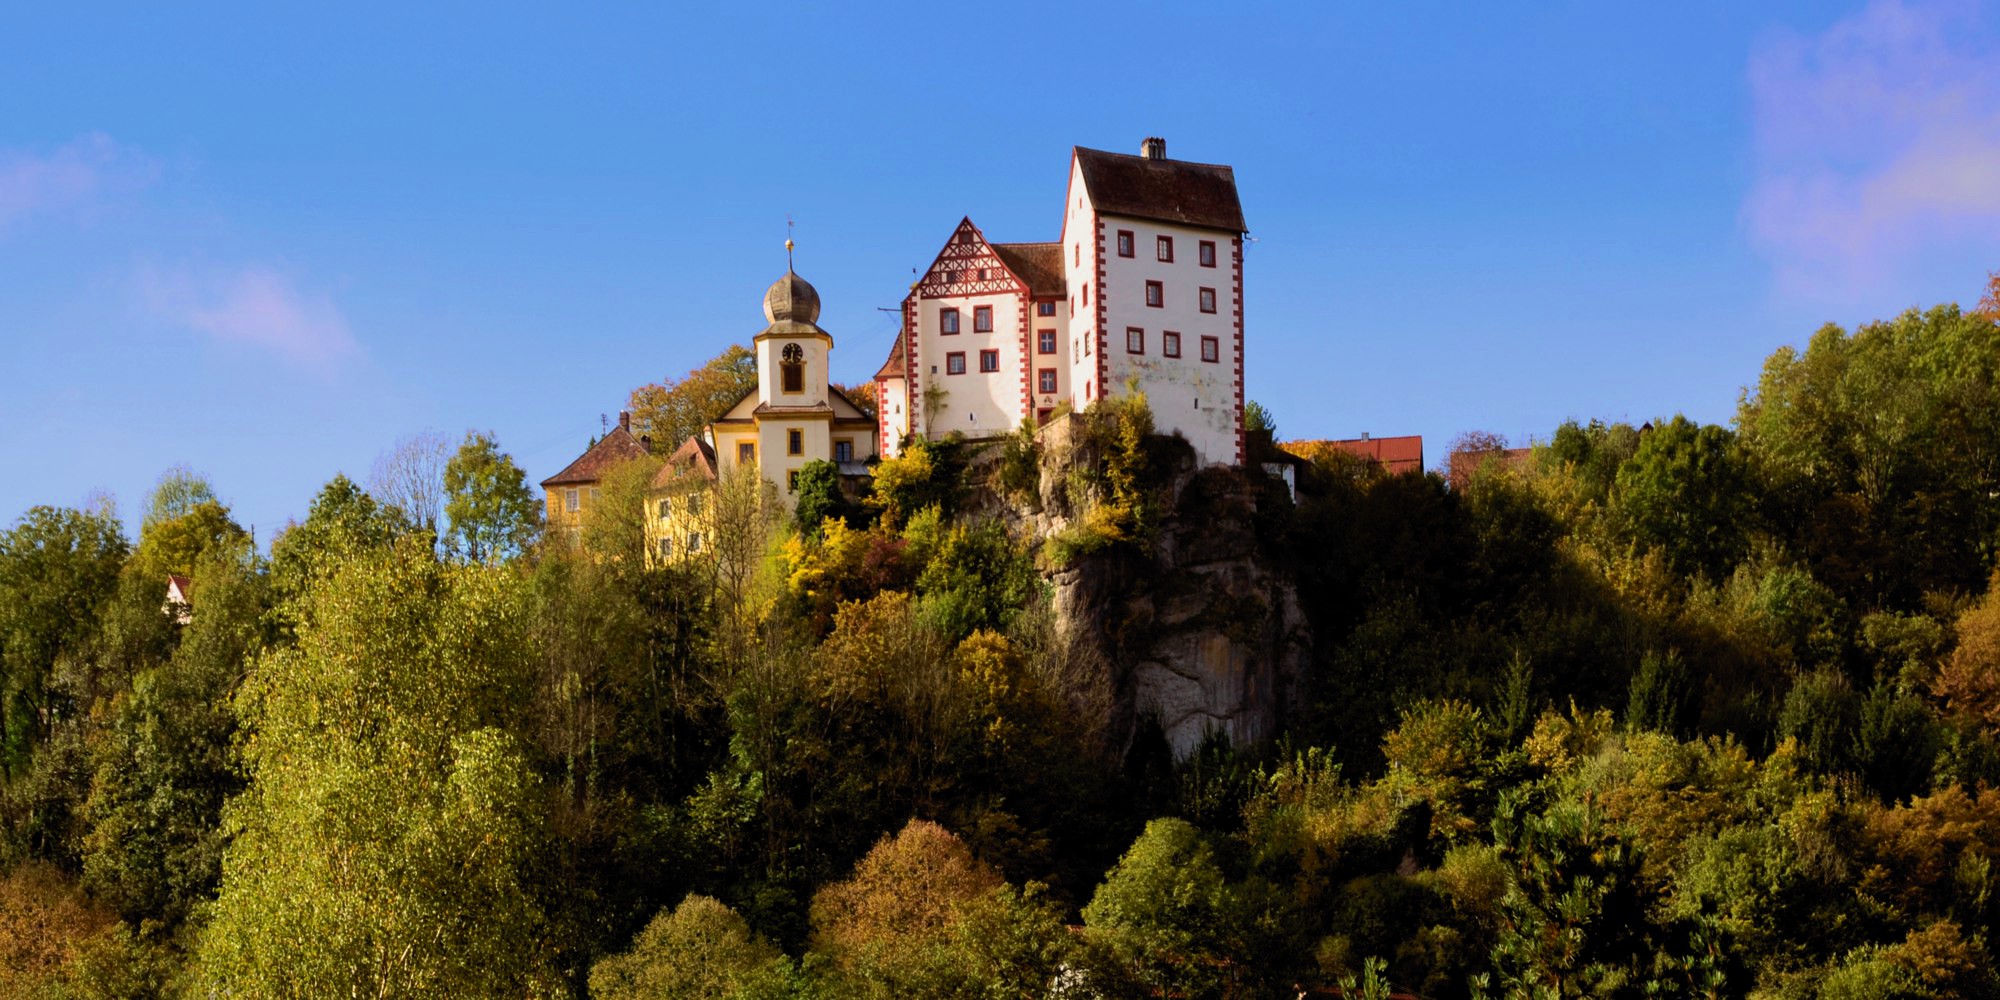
786;216;796;271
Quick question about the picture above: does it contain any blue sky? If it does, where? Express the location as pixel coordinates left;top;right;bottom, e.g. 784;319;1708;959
5;1;2000;544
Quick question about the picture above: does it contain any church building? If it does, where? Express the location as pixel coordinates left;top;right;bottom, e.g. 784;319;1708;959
877;137;1247;466
687;262;879;505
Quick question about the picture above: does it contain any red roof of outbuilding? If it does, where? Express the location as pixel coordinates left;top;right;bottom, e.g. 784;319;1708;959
991;241;1066;297
1283;436;1425;475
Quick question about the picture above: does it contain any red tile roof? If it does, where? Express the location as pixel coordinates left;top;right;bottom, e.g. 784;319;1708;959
1283;436;1425;475
1075;146;1247;232
991;241;1066;297
874;335;906;380
652;436;717;487
540;426;652;487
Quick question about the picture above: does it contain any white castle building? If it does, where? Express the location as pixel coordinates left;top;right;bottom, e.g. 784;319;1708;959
876;137;1247;466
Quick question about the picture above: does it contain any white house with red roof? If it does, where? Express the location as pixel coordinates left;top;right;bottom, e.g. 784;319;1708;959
878;137;1247;466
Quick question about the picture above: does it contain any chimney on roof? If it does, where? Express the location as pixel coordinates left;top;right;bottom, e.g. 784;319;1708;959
1360;431;1370;441
618;411;631;433
1141;136;1167;160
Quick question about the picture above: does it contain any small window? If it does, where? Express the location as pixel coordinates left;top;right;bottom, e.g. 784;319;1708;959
788;429;803;455
688;494;704;515
979;349;999;373
565;488;579;512
657;499;672;519
1199;240;1217;268
1163;331;1181;358
1037;407;1054;425
1145;281;1163;308
788;470;799;490
688;532;702;553
1201;336;1220;363
1086;380;1093;400
1083;283;1089;308
1037;301;1056;317
1117;230;1134;257
1157;236;1173;262
738;442;755;464
1038;368;1058;393
1126;327;1145;354
590;487;601;504
946;352;967;375
957;231;974;245
1038;330;1057;354
835;440;853;463
940;308;960;335
974;306;992;332
1073;243;1079;266
1199;287;1217;313
658;537;672;558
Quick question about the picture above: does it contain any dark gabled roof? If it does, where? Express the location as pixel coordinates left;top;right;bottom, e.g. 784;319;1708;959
1075;146;1246;232
540;427;651;487
874;335;906;380
991;242;1066;297
652;436;717;487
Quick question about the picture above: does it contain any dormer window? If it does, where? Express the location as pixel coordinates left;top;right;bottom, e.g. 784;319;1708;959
781;342;804;393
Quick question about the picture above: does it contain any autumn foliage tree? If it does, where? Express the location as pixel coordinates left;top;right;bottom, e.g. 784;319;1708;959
629;345;760;453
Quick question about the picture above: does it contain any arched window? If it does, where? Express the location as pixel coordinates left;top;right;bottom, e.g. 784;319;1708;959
781;343;804;394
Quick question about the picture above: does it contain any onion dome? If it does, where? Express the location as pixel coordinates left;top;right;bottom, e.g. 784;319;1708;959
763;270;821;325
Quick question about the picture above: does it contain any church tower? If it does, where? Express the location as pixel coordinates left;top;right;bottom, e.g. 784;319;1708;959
755;267;833;409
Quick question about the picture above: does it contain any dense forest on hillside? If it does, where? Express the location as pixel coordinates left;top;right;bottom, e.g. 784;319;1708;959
7;295;2000;998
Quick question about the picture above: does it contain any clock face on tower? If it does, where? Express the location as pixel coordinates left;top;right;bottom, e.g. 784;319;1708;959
782;343;803;364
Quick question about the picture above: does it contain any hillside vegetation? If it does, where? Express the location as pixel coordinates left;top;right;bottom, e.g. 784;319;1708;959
5;302;2000;998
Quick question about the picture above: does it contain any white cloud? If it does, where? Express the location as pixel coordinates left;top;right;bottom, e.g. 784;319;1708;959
1744;0;2000;298
0;133;155;232
140;264;360;369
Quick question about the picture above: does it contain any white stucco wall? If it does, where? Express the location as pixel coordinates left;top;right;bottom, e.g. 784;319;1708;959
1095;215;1240;466
914;290;1027;439
755;333;831;408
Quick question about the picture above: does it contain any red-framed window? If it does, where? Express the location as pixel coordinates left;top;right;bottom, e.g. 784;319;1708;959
1200;336;1220;363
1162;331;1181;358
941;308;961;334
1038;368;1058;393
946;351;967;374
1117;230;1134;257
1037;330;1057;354
1145;281;1163;308
1037;407;1054;425
1199;287;1217;313
1083;282;1090;307
979;349;999;372
1037;301;1056;316
974;306;993;332
1157;236;1174;262
1199;240;1217;267
1126;327;1145;354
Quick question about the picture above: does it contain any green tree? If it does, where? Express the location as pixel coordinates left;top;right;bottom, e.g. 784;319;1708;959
195;538;559;996
1626;650;1699;738
267;474;406;614
590;894;782;1000
1610;415;1752;581
1737;305;2000;607
443;430;540;563
0;504;126;779
791;459;846;539
81;559;266;929
1779;668;1860;778
1083;817;1237;998
629;345;760;452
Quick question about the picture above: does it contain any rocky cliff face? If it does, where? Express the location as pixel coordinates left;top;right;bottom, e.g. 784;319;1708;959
1015;420;1312;759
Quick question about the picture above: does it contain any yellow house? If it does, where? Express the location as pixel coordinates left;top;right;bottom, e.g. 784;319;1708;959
540;412;652;542
645;436;717;565
700;267;879;506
